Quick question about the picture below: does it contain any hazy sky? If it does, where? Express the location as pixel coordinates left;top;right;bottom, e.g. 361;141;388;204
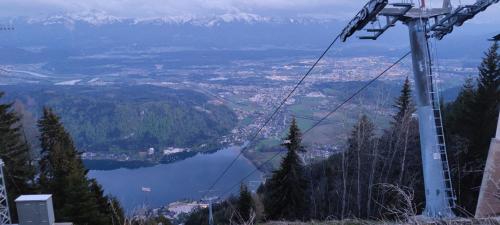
0;0;499;23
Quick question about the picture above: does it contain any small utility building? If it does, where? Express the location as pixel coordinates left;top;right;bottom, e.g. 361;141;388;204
14;195;72;225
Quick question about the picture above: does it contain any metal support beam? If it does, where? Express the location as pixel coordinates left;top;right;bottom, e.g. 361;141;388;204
407;19;454;218
202;196;218;225
0;160;11;225
209;198;215;225
430;0;500;39
340;0;389;42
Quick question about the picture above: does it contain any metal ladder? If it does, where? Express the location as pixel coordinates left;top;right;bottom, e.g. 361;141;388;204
427;40;457;208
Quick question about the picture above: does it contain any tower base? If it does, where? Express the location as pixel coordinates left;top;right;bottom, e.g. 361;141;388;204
475;138;500;218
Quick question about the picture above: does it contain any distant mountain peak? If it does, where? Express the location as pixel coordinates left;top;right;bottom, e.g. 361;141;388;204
27;10;124;26
24;11;338;27
131;12;270;27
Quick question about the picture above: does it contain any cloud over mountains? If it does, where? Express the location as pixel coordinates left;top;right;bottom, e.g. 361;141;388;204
1;0;360;19
0;0;498;24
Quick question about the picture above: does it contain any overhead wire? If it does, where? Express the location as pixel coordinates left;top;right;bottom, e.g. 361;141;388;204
202;0;418;200
217;50;412;198
201;33;343;199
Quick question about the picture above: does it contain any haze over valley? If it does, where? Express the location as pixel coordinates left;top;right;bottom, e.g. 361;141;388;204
0;14;490;168
0;2;499;223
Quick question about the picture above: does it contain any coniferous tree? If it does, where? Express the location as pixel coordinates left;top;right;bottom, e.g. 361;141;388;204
90;179;125;225
263;118;308;221
38;107;115;225
445;78;476;135
380;77;421;186
281;79;425;220
377;78;423;217
392;77;415;125
473;41;499;163
0;92;35;221
237;183;253;222
445;41;499;213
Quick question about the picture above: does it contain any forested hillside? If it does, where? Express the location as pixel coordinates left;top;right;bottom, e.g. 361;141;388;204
185;41;499;224
3;85;237;152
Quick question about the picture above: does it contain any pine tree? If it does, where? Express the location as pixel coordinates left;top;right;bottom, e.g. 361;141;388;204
0;92;35;221
263;118;308;221
90;179;125;225
445;41;500;213
477;41;499;97
377;80;423;217
38;107;113;224
392;77;415;125
445;78;476;137
237;183;253;222
473;41;499;163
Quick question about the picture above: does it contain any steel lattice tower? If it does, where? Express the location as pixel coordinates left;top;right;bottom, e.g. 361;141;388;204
0;24;14;225
0;160;11;225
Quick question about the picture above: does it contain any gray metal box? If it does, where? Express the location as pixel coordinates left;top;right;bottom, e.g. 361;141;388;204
15;195;55;225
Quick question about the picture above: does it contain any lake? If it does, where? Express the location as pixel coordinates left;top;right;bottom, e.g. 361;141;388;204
88;146;263;211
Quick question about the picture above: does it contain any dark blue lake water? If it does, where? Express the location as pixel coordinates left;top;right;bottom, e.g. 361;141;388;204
88;146;263;212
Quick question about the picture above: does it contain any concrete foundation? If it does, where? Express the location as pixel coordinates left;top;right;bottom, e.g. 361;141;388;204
475;112;500;218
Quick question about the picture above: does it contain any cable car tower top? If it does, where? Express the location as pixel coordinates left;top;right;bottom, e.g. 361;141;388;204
341;0;498;42
339;0;499;219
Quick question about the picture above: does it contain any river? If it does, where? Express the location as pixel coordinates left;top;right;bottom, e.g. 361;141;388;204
88;146;263;212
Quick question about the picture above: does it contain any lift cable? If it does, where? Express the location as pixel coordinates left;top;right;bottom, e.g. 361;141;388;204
202;33;343;198
218;50;412;198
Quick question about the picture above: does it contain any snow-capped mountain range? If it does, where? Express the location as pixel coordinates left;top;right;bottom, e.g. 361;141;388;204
20;10;340;27
27;11;124;26
0;9;495;61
